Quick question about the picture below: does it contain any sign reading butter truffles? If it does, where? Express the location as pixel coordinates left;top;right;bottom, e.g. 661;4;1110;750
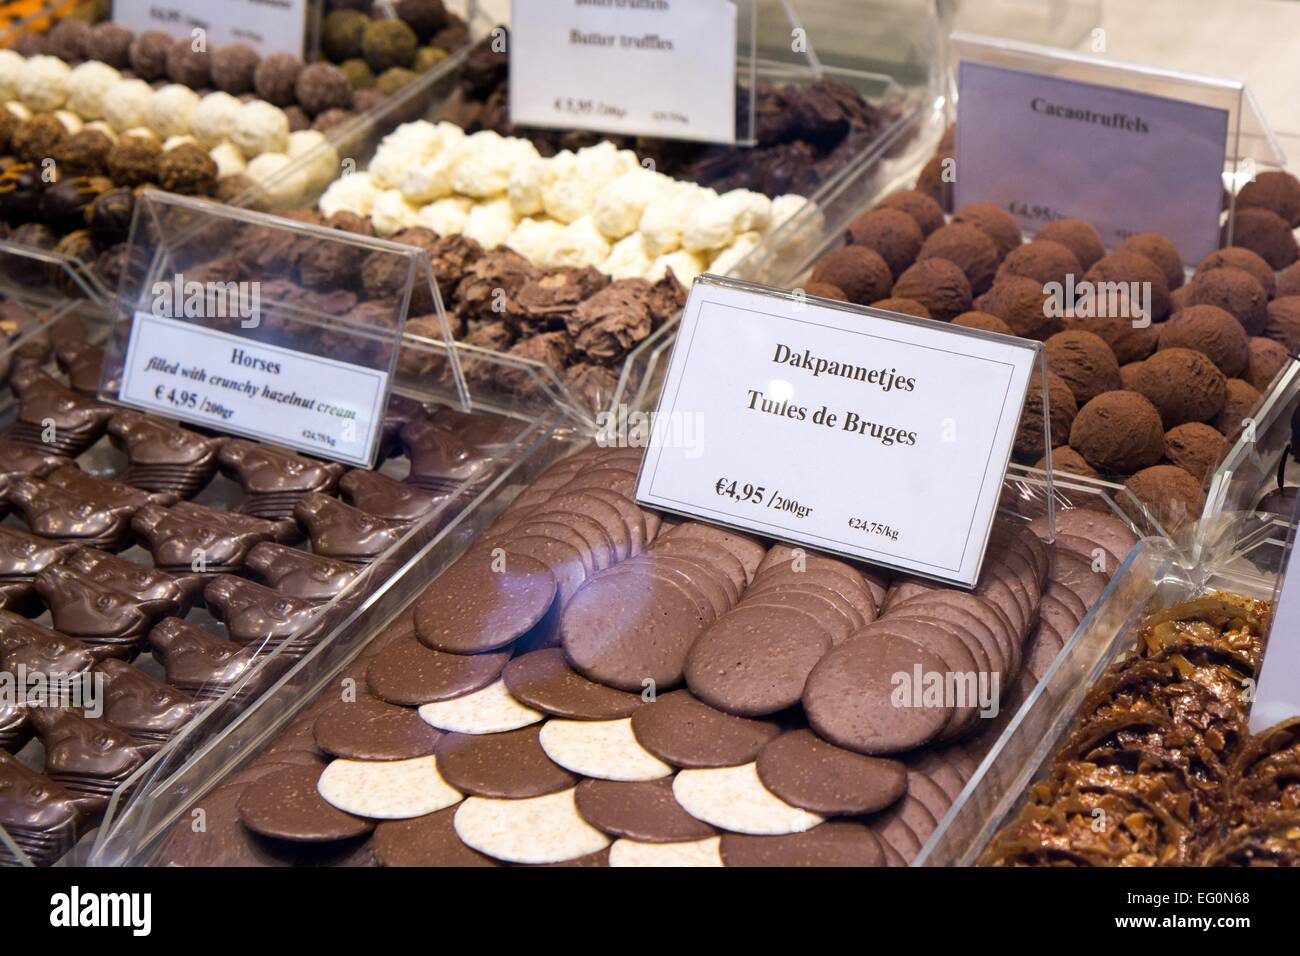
114;0;309;58
510;0;738;144
636;280;1039;586
955;62;1229;264
118;312;387;468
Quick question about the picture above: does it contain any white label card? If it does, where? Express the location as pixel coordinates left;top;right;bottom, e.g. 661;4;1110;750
113;0;309;58
955;62;1229;265
118;312;388;468
509;0;738;145
635;280;1040;587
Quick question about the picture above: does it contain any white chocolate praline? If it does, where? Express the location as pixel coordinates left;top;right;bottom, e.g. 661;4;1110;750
319;170;379;219
507;156;553;217
370;188;421;237
649;249;706;285
723;189;774;234
53;111;82;134
369;139;426;190
681;194;739;253
209;142;246;178
66;60;121;121
190;91;241;148
709;230;762;276
640;183;715;257
771;193;810;228
541;215;611;269
17;55;70;112
288;132;339;193
574;141;639;184
0;50;23;102
416;197;473;236
462;197;518;250
231;100;289;158
396;149;458;204
102;78;152;132
246;152;306;209
592;167;666;240
452;132;539;199
601;233;653;280
506;217;566;265
146;84;199;140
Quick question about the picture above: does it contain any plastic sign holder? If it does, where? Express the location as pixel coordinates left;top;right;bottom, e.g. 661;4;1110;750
948;32;1286;265
95;190;467;469
1247;488;1300;733
112;0;316;59
635;274;1054;588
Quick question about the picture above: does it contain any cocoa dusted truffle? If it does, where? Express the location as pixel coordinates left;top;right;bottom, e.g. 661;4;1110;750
1124;464;1206;535
1119;361;1144;391
1164;422;1225;483
1197;247;1276;298
106;136;161;187
1246;337;1290;391
1278;262;1300;299
166;37;211;88
322;10;369;62
1213;378;1262;438
158;143;217;195
211;43;260;95
1059;313;1158;365
129;31;173;82
870;297;930;319
1016;369;1076;460
13;114;67;164
952;311;1013;335
845;208;921;278
1069;390;1166;475
809;246;892;306
283;105;309;132
1036;219;1105;271
312;108;356;134
52;127;112;177
1237;169;1300;227
254;53;304;106
952;202;1022;259
875;188;944;236
802;282;846;301
1036;445;1098;479
995;239;1081;289
1229;208;1299;270
47;18;92;62
1133;347;1227;427
918;222;999;293
1158;304;1249;377
1117;233;1184;290
397;0;450;41
1046;330;1122;403
1083;251;1172;322
915;152;953;211
891;258;971;321
89;22;134;69
1188;267;1268;335
975;276;1049;337
295;63;352;116
362;19;418;72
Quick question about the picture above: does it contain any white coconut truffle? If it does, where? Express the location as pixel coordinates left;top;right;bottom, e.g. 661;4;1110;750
146;84;199;140
574;141;639;184
210;142;246;178
542;156;602;224
462;197;519;249
4;101;31;121
601;233;654;280
723;190;773;234
53;111;82;134
506;217;566;265
592;168;667;241
396;149;459;204
17;55;70;112
288;131;338;193
709;231;763;275
416;197;473;236
368;138;427;190
649;250;706;285
247;152;306;209
190;91;241;149
66;61;120;121
0;50;24;102
541;215;611;269
452;132;538;199
370;188;421;237
231;100;289;158
640;183;715;257
102;78;152;132
683;190;770;253
507;156;553;217
318;170;379;219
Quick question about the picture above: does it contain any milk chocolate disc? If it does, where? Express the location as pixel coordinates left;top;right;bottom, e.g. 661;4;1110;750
666;524;767;583
156;785;292;867
802;628;953;754
366;633;509;706
651;536;749;594
630;690;780;768
373;806;501;867
503;536;588;603
575;777;717;843
236;765;375;842
756;729;908;816
905;769;953;823
414;548;557;654
312;697;443;761
436;725;576;798
1049;548;1107;607
503;647;645;720
721;821;886;867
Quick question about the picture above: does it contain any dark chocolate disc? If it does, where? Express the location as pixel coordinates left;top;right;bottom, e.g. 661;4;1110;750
503;647;645;720
435;725;576;798
414;548;557;654
575;777;717;843
366;633;509;705
756;729;907;816
312;697;442;761
373;806;500;867
720;822;885;867
236;765;374;842
629;690;780;768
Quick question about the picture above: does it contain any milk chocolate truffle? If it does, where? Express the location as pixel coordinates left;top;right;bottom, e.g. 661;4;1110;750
996;239;1081;288
323;10;369;61
89;22;134;68
362;19;418;72
1083;251;1173;322
166;37;211;88
375;67;417;97
48;18;92;62
1230;208;1299;270
339;58;375;90
1036;219;1105;271
129;31;172;81
1035;445;1098;479
254;53;304;106
1214;378;1262;438
1188;267;1268;335
1164;422;1225;483
875;189;945;236
918;222;999;293
809;246;892;306
1016;369;1076;459
870;297;930;319
13;114;67;163
1124;465;1206;535
1045;330;1122;404
952;310;1013;335
949;202;1020;259
845;208;922;278
158;142;217;195
1059;313;1158;365
296;63;352;116
1158;304;1250;377
891;258;972;321
106;136;161;186
52;127;112;177
1133;347;1227;428
1117;233;1185;290
397;0;450;41
1246;337;1291;391
1237;169;1300;227
1069;390;1165;474
1196;247;1276;298
802;282;846;301
976;276;1049;337
211;43;260;95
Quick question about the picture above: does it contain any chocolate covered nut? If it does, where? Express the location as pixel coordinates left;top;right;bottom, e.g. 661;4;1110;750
756;729;908;815
629;690;780;768
436;725;577;798
238;764;374;842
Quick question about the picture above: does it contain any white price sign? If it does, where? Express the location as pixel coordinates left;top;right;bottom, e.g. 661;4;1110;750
113;0;310;58
635;278;1040;587
118;312;389;468
510;0;738;144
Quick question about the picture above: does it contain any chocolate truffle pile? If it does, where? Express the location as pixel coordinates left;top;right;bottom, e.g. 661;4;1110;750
0;343;525;866
150;444;1141;867
981;592;1271;866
